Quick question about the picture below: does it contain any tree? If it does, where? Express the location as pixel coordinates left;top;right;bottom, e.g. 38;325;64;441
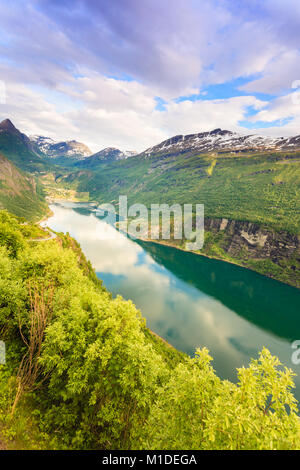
11;281;54;415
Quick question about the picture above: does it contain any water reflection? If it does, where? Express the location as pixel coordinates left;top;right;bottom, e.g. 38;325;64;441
137;240;300;341
46;202;300;398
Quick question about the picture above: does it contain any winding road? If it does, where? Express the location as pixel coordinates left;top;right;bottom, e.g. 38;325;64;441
29;227;57;242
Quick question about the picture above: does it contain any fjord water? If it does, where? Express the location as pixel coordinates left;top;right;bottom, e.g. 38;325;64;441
46;201;300;400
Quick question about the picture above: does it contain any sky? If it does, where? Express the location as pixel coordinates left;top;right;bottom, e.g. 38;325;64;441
0;0;300;152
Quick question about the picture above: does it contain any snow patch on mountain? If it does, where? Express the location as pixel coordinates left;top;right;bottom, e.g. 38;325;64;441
76;147;138;167
30;135;92;159
140;129;300;157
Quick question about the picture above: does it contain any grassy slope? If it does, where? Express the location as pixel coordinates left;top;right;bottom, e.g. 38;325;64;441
0;154;49;222
0;132;46;173
0;212;299;450
58;150;300;233
0;216;186;450
46;150;300;286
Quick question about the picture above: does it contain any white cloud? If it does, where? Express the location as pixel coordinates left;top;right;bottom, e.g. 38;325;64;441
0;82;78;138
157;96;266;137
67;74;157;114
245;92;300;137
240;50;300;95
1;74;294;152
1;0;300;150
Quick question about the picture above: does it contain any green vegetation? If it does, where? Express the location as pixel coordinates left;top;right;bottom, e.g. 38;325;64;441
46;150;300;287
0;154;49;222
199;227;300;288
0;131;46;173
57;151;300;233
40;173;90;201
0;210;299;450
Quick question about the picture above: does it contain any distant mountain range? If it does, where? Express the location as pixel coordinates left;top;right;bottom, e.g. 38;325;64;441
0;119;138;169
140;128;300;158
2;118;300;175
30;135;92;160
75;147;138;168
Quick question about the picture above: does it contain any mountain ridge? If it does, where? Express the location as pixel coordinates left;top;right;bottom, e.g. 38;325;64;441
30;135;92;160
0;119;49;172
140;128;300;158
0;119;41;155
4;118;300;167
75;147;138;168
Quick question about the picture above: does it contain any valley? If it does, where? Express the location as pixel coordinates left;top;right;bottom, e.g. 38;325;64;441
0;118;299;287
42;135;300;288
2;0;300;453
0;118;299;450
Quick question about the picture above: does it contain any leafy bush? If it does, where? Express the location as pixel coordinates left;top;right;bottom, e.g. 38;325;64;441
0;210;299;450
0;223;25;257
142;348;300;450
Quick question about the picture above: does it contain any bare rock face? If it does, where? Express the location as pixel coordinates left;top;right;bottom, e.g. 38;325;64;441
0;118;18;133
204;217;300;266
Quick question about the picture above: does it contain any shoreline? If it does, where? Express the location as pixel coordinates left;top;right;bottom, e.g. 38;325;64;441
37;201;178;354
35;208;54;226
43;199;300;290
139;237;300;290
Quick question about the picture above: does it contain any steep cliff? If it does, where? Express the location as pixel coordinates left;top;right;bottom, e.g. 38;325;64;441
201;217;300;288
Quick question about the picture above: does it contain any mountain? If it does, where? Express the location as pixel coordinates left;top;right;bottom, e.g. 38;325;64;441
0;119;91;171
0;119;50;172
30;135;92;160
75;147;137;168
0;118;40;153
57;142;300;287
58;128;300;236
140;128;300;158
0;152;48;221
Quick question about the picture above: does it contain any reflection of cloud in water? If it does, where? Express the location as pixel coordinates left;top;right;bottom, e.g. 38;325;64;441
49;204;158;276
47;203;296;386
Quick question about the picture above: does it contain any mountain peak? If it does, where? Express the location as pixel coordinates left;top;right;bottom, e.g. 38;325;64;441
75;146;137;168
141;128;300;157
210;128;233;136
0;118;18;133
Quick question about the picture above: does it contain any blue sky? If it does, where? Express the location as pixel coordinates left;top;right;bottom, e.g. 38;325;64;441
0;0;299;151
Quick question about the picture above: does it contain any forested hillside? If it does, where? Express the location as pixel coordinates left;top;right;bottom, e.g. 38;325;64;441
59;150;300;233
0;153;48;222
49;149;300;287
0;210;299;450
0;119;48;173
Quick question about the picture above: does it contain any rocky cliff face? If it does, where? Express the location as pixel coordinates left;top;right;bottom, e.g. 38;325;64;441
204;217;300;282
0;153;35;195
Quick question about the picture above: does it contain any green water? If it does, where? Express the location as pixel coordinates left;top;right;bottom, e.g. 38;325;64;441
46;201;300;400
